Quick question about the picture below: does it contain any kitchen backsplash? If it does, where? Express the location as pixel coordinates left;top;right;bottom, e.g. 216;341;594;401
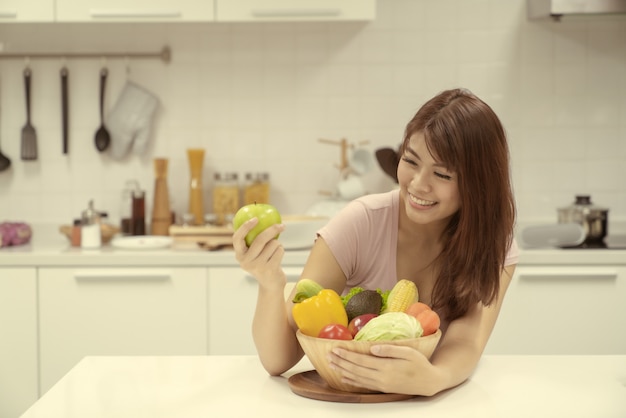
0;0;625;228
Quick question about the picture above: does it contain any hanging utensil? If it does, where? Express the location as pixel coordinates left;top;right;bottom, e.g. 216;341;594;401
20;67;38;161
60;66;69;154
0;96;11;172
94;67;111;152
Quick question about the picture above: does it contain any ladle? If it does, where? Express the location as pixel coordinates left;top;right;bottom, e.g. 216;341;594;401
94;68;111;152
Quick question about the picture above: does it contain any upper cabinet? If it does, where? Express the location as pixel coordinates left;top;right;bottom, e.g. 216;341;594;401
216;0;376;22
56;0;215;22
0;0;375;23
0;0;54;22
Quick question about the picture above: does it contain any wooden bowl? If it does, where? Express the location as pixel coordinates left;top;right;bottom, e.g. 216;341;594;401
59;223;120;244
296;329;442;393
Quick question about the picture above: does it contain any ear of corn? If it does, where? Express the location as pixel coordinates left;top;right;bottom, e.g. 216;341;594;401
382;279;418;313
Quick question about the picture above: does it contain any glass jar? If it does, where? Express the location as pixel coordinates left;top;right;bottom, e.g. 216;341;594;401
243;172;270;205
213;172;240;225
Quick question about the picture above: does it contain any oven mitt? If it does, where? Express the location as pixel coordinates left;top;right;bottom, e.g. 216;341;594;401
107;82;159;160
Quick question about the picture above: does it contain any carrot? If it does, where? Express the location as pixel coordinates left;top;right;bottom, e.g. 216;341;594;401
405;302;431;318
416;309;440;336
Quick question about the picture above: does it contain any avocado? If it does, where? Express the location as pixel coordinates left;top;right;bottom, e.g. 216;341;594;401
345;290;383;321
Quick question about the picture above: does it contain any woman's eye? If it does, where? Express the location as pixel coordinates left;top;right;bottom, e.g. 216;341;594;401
435;172;452;180
401;157;417;166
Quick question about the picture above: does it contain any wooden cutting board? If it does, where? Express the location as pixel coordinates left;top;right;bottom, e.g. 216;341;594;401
288;370;414;403
169;225;234;250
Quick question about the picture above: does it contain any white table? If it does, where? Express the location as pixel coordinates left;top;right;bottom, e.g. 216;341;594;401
21;355;626;418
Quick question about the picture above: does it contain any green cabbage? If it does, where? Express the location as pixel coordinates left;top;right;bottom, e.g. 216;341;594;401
354;312;423;341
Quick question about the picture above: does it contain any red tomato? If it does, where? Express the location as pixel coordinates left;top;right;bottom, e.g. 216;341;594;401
347;313;378;338
318;324;353;340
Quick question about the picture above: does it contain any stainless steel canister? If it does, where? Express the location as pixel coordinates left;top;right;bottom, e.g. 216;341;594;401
557;195;609;245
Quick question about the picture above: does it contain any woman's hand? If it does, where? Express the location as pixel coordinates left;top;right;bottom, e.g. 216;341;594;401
328;345;445;396
233;217;286;291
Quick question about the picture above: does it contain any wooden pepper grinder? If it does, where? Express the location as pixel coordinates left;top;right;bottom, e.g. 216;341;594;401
151;158;172;235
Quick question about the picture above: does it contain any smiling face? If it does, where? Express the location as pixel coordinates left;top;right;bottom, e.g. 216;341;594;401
397;132;460;228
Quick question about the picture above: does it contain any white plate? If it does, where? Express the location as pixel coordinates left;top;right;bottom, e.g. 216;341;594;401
111;236;173;250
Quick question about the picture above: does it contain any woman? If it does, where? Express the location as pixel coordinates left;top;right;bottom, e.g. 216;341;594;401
233;88;518;396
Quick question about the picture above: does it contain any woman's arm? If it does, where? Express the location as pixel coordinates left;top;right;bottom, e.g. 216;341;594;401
235;219;346;376
328;264;517;395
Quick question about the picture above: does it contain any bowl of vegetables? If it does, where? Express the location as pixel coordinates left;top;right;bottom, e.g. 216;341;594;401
292;279;442;393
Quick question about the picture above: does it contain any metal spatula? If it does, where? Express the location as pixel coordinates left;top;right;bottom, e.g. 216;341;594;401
21;67;38;161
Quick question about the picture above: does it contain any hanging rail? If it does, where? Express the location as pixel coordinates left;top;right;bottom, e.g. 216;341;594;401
0;45;171;63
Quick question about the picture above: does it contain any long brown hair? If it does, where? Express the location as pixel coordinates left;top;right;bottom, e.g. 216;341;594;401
401;88;516;321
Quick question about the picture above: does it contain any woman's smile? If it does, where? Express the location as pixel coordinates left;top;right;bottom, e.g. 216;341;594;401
408;193;438;208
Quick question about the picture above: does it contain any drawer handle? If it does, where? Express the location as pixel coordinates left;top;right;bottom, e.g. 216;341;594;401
90;9;182;18
74;272;172;282
251;8;341;18
518;268;618;282
0;11;18;18
245;273;301;283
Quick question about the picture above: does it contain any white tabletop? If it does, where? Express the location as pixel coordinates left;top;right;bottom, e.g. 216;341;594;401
20;355;626;418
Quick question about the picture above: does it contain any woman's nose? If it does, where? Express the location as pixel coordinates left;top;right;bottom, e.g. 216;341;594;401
411;171;431;192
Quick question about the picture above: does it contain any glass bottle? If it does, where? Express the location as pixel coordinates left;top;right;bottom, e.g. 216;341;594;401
151;158;171;236
187;149;205;225
131;187;146;236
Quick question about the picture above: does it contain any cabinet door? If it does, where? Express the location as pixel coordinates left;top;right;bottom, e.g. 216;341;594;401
208;267;302;355
216;0;375;22
0;268;38;418
485;266;626;355
0;0;54;22
56;0;215;22
39;267;207;394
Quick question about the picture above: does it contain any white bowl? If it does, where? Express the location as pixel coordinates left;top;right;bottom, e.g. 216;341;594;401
279;215;329;250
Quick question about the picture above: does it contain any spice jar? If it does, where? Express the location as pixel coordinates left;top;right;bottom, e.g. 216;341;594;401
71;219;82;247
243;172;270;205
213;172;240;225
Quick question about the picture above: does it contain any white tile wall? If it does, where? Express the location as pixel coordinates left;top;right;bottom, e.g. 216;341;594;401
0;0;625;229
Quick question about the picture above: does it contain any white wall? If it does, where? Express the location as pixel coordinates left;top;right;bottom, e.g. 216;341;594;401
0;0;625;228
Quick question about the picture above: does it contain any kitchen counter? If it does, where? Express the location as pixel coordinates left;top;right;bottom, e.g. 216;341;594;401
0;224;309;267
2;224;626;267
20;355;626;418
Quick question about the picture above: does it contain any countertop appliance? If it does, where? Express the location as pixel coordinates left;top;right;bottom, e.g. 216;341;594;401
528;0;626;21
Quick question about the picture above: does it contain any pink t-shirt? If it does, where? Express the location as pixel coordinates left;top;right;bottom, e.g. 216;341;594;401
318;190;519;293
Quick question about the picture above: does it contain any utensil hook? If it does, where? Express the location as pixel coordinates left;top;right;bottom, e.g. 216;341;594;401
125;56;132;80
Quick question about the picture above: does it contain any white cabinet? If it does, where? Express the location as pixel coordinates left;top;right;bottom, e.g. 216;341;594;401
2;0;375;23
485;266;626;355
0;0;54;22
56;0;215;22
38;267;208;395
0;268;38;418
216;0;375;22
208;267;302;355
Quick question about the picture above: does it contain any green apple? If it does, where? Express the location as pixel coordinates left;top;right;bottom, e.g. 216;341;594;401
232;203;282;246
